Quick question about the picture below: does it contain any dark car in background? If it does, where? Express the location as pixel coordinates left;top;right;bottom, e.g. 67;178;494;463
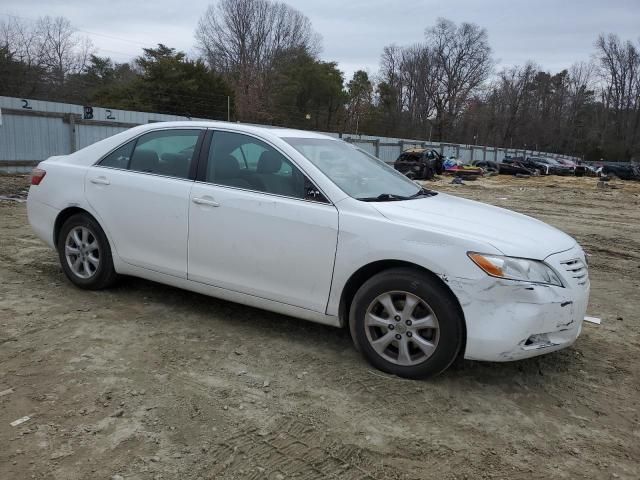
600;163;640;180
525;156;574;175
505;156;572;175
575;164;597;177
474;158;533;175
394;148;444;180
500;157;548;175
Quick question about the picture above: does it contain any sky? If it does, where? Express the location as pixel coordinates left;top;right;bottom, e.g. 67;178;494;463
2;0;640;80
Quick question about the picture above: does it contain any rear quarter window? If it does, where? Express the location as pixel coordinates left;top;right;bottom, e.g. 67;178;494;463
100;141;135;169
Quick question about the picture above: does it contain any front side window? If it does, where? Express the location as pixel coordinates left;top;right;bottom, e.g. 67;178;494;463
207;131;325;201
284;137;429;201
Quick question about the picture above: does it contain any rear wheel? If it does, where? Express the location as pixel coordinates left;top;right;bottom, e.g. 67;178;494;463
350;268;464;378
57;213;118;289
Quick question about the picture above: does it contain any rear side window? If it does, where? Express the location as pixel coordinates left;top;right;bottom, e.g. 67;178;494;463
398;153;420;162
100;141;134;169
99;129;201;179
129;130;200;179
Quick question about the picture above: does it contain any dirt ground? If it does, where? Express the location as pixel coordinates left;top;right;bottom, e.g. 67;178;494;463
1;173;639;480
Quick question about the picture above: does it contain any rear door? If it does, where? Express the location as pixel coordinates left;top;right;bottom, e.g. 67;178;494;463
187;130;339;313
85;128;204;278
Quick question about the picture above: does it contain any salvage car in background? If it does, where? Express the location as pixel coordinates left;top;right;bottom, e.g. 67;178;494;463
574;164;597;177
473;159;533;175
394;148;444;180
28;122;590;378
600;163;640;180
524;156;574;175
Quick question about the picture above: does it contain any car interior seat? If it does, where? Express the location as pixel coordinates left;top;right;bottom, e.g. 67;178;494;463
256;150;297;197
214;155;252;189
158;152;190;178
129;149;159;173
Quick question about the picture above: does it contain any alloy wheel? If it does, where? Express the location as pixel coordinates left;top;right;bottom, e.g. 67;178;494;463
364;291;440;366
65;226;100;279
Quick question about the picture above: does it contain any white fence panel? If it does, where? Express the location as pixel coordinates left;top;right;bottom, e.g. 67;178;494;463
0;95;581;172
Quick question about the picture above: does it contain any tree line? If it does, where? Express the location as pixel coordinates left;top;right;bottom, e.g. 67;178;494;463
1;1;639;161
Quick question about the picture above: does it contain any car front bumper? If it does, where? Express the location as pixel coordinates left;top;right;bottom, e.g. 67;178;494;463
446;247;590;362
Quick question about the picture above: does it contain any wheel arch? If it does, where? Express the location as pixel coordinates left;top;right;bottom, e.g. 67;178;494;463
54;207;103;247
338;260;467;354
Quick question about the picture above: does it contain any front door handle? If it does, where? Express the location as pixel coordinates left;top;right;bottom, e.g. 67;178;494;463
192;196;220;207
90;176;110;185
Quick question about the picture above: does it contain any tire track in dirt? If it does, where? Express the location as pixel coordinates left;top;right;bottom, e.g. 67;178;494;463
200;418;381;480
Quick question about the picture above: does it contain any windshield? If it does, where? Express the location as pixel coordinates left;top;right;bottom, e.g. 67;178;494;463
283;137;429;200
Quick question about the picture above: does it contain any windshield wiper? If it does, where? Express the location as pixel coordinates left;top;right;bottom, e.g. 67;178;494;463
357;193;408;202
357;188;437;202
407;187;438;198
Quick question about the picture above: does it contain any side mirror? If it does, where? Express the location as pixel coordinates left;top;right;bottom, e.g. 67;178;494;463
304;178;328;203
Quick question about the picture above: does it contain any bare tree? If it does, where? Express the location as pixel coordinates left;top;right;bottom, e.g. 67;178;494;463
426;18;493;140
398;44;437;126
195;0;320;120
0;16;41;67
495;63;538;145
595;34;640;154
377;45;403;123
374;19;491;141
1;15;93;88
35;16;93;85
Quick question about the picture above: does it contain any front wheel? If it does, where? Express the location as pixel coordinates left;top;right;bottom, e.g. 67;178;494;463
57;213;118;290
350;268;464;378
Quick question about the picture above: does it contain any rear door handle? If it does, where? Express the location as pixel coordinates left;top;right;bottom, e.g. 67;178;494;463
192;196;220;207
90;176;110;185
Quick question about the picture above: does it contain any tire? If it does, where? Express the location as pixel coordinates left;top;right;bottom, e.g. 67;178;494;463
349;268;464;379
57;213;118;290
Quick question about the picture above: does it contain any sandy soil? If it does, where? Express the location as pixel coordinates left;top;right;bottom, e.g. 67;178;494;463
1;173;639;480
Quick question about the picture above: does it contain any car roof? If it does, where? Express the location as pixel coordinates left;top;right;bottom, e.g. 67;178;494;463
132;120;336;140
402;148;428;153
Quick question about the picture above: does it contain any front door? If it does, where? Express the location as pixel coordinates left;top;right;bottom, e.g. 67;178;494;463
188;130;339;313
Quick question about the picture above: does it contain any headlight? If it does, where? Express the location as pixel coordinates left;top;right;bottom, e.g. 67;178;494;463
468;252;564;287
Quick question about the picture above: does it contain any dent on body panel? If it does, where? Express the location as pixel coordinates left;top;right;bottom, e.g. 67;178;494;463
446;275;569;306
447;275;577;359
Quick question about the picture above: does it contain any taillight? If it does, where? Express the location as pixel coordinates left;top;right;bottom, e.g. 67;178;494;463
31;168;46;185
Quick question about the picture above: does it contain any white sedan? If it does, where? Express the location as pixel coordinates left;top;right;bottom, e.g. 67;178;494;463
27;122;590;378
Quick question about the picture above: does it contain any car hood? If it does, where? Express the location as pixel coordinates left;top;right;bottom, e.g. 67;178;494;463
372;192;576;259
